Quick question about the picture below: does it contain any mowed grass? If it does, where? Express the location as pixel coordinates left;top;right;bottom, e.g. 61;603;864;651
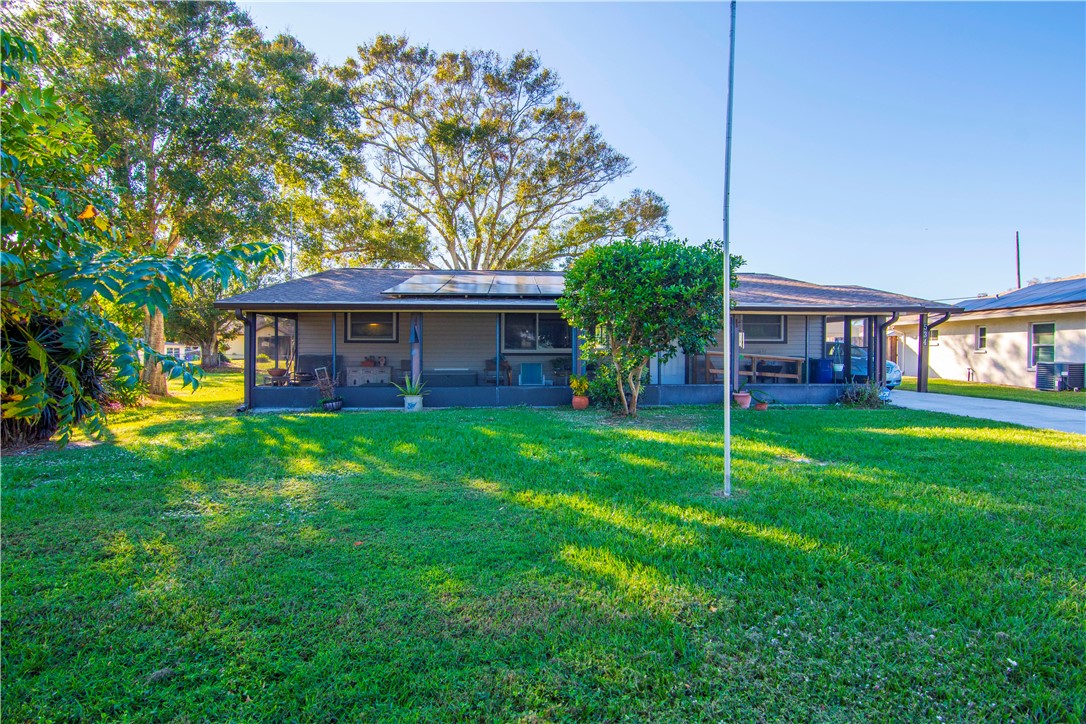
900;376;1086;410
3;373;1085;721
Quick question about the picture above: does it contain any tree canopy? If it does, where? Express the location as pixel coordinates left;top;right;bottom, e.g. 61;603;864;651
338;35;670;270
11;0;351;392
0;30;279;444
558;239;742;416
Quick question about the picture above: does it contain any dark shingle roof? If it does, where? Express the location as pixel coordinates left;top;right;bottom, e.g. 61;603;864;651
957;276;1086;313
215;268;958;314
732;273;958;313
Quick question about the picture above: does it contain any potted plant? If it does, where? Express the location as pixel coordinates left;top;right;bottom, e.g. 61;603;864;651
317;374;343;412
750;389;776;411
393;374;429;412
570;374;590;410
731;383;752;409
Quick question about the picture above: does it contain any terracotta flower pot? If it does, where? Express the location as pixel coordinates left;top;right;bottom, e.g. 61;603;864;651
572;394;589;410
732;392;752;409
753;401;769;411
268;367;288;378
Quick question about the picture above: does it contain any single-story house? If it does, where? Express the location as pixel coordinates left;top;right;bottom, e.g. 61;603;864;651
890;275;1086;390
214;269;959;409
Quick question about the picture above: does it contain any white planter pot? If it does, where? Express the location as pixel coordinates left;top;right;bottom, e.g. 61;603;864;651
403;395;424;412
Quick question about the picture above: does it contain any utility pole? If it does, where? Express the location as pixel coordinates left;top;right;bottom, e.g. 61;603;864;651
721;0;737;497
1015;231;1021;289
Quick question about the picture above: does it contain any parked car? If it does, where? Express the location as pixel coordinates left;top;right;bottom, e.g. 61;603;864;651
827;344;902;388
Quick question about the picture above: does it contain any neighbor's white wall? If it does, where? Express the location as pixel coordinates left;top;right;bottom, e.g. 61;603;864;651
893;310;1086;387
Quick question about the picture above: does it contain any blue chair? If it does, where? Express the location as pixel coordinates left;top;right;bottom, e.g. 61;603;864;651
518;362;544;386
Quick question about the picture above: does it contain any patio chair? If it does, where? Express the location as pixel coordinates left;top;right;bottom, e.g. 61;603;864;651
484;357;512;385
518;362;544;386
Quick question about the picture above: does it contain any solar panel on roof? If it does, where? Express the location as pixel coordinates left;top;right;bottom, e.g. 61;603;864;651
384;273;566;297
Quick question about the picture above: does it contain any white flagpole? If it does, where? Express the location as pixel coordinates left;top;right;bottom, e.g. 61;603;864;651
722;0;737;497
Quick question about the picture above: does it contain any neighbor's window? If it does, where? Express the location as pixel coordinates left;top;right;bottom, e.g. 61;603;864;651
974;326;987;351
1030;322;1055;367
503;313;572;352
743;315;786;343
346;312;397;342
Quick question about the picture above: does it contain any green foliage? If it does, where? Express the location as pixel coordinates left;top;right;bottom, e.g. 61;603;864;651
569;374;589;396
11;1;349;391
164;279;244;367
392;374;429;397
340;35;670;270
0;32;279;445
559;239;744;415
837;379;885;408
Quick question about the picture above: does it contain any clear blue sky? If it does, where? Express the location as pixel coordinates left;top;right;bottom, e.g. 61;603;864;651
244;1;1085;301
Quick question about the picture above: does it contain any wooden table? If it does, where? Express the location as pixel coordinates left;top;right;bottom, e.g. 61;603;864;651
739;354;803;383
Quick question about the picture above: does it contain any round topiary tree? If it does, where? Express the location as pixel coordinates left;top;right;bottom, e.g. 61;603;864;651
559;239;742;416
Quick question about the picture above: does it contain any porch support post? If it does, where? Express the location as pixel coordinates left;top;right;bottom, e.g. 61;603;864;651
803;315;809;383
729;314;740;393
410;313;422;381
244;311;256;409
917;313;929;392
843;316;853;381
331;313;338;383
495;314;501;388
274;316;279;369
876;312;900;387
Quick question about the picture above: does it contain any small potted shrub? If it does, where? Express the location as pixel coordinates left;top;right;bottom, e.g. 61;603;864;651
393;375;429;412
731;384;752;409
750;389;776;411
570;374;590;410
317;374;343;412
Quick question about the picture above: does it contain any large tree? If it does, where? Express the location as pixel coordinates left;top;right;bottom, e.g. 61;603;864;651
558;239;742;417
12;0;351;393
338;35;670;270
1;31;278;445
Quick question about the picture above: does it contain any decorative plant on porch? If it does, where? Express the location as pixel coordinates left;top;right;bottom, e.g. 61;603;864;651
392;374;429;412
558;239;744;416
315;369;342;411
569;374;590;410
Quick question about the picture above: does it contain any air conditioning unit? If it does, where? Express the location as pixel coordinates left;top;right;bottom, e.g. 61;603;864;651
1061;363;1085;392
1035;362;1057;391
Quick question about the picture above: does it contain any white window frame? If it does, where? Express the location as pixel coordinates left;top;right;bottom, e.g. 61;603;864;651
1029;322;1055;369
345;312;398;343
502;312;573;353
742;314;786;343
974;326;987;352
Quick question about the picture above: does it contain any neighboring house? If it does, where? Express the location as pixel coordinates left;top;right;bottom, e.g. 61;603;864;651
164;342;201;362
891;275;1086;389
214;269;958;410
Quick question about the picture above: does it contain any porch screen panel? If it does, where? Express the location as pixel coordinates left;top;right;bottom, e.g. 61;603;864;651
537;314;571;350
504;314;537;350
850;318;871;381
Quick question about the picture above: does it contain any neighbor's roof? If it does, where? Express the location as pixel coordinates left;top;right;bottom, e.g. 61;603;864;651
215;268;959;314
957;275;1086;313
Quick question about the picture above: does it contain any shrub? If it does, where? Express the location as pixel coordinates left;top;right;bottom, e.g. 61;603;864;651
838;380;885;408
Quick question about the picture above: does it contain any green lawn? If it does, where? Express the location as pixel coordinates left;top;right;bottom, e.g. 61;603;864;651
3;373;1084;721
900;376;1086;410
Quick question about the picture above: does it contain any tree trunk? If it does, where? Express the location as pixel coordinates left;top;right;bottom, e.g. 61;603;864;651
140;308;169;396
201;327;220;368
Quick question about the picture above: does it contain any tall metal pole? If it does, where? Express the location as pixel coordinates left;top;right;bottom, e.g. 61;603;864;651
722;0;737;497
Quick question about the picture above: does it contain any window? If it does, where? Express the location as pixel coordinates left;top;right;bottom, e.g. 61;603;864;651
974;326;987;351
503;313;572;352
743;315;785;343
929;329;940;345
1030;322;1055;367
346;312;397;342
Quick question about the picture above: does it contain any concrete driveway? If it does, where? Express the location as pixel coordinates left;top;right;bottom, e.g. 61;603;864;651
890;391;1086;435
